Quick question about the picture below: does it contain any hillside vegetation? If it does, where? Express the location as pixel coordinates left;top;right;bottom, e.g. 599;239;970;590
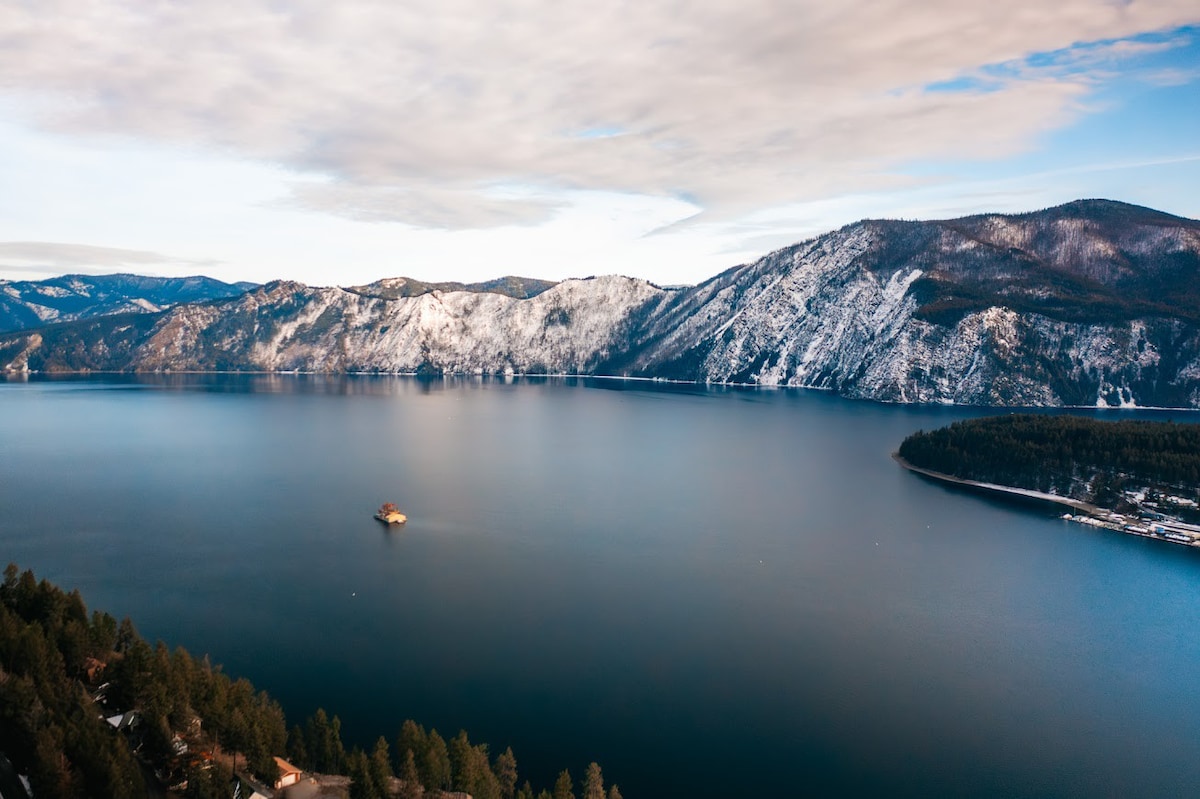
898;414;1200;503
0;564;619;799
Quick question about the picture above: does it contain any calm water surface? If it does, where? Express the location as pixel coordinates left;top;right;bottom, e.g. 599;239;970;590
2;375;1199;797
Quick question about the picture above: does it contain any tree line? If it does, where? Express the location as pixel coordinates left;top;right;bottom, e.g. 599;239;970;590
898;414;1200;502
0;564;619;799
288;714;621;799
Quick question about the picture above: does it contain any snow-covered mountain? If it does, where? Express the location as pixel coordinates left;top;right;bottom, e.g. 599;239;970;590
126;275;666;374
3;200;1199;408
608;200;1200;406
346;274;558;301
0;273;255;333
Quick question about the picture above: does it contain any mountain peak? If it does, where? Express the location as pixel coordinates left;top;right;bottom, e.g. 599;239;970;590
6;199;1200;409
955;198;1198;228
346;275;558;301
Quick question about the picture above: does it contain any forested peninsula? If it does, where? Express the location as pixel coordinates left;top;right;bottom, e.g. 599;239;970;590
0;564;620;799
897;415;1200;545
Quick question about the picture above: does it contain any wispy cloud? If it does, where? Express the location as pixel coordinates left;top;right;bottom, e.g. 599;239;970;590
279;182;566;228
927;28;1194;92
0;241;213;275
1140;66;1200;86
0;1;1195;230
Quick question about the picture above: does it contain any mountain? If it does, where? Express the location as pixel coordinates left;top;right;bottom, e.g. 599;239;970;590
607;199;1200;406
0;273;256;334
3;200;1199;408
346;274;558;300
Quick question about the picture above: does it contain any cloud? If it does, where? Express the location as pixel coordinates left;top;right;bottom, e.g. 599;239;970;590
1141;66;1200;86
937;29;1194;89
0;1;1195;229
280;182;565;228
0;241;211;274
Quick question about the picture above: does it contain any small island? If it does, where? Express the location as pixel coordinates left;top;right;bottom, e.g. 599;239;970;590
375;502;407;525
896;415;1200;548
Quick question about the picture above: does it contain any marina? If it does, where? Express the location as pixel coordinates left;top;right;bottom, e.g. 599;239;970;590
894;454;1200;550
1060;512;1200;548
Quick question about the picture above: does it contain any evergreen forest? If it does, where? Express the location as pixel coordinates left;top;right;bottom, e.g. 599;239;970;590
897;414;1200;505
0;564;619;799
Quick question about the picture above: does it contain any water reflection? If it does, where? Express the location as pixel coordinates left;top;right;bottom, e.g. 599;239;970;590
1;376;1199;798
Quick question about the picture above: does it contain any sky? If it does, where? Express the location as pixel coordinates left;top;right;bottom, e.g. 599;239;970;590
0;1;1197;288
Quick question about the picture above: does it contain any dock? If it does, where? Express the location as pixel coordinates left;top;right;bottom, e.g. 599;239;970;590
893;453;1200;550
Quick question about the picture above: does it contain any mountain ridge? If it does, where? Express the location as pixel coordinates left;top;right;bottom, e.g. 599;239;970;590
0;272;257;334
346;274;559;301
3;199;1199;408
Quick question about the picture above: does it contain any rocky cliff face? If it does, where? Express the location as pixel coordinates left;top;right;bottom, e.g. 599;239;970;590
611;202;1200;407
3;200;1199;408
126;275;669;375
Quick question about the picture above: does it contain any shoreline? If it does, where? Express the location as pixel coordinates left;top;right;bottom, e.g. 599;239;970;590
3;370;1200;411
892;453;1200;550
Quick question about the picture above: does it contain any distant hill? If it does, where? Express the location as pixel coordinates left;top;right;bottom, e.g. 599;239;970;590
3;200;1200;408
346;275;557;300
0;273;255;334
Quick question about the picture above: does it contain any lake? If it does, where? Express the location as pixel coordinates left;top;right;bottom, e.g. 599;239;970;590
3;374;1199;797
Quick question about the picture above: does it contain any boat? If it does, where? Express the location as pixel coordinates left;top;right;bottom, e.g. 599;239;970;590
374;502;407;525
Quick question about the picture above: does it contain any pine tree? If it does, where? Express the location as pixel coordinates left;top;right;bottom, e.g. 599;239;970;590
2;562;17;593
397;719;428;785
424;729;451;790
582;762;604;799
399;749;422;799
115;616;138;653
553;769;575;799
305;708;346;773
287;723;311;768
30;726;75;799
370;736;394;795
89;609;118;654
449;730;474;791
467;744;501;799
348;749;383;799
494;746;518;799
